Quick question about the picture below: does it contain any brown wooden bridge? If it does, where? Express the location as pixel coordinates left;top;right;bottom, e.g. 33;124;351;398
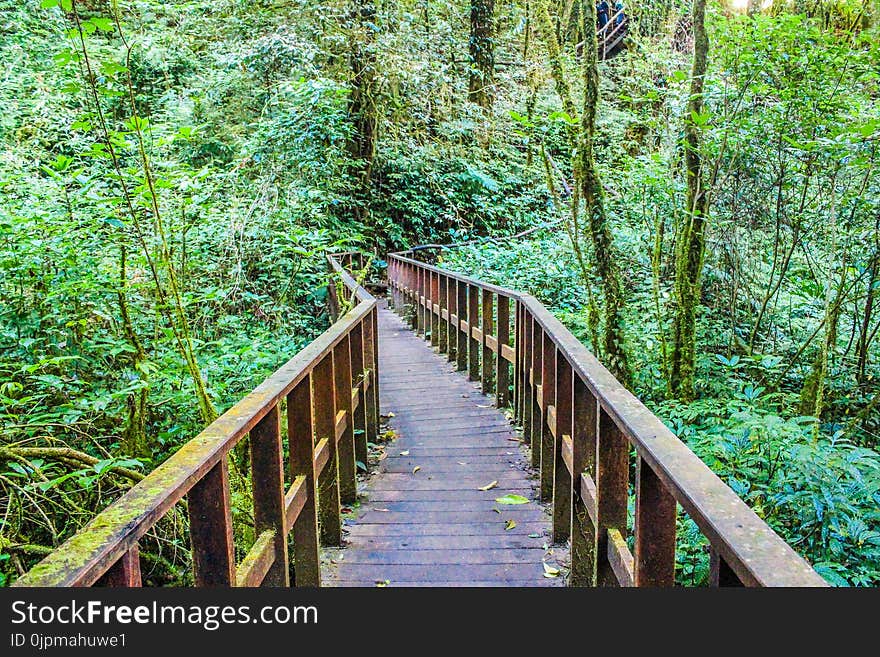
14;251;826;588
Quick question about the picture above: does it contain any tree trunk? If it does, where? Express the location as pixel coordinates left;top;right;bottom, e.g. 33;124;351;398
576;0;631;385
348;0;379;224
468;0;495;107
669;0;709;401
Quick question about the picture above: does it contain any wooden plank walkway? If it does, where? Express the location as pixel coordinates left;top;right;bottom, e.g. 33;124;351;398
323;301;566;587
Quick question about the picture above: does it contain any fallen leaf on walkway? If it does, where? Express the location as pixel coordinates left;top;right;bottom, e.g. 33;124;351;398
478;480;498;491
505;519;517;530
387;412;396;418
543;562;560;578
528;533;541;538
495;494;529;505
399;450;410;456
457;461;467;465
375;580;390;587
412;465;421;474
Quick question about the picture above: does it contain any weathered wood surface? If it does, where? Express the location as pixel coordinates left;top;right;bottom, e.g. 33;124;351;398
324;302;565;587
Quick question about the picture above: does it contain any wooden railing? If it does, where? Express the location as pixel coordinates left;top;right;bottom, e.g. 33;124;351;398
387;251;827;587
13;253;379;587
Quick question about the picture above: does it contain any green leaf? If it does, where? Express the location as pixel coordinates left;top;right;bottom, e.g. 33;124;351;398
495;494;529;505
355;460;367;472
92;17;115;32
40;0;59;8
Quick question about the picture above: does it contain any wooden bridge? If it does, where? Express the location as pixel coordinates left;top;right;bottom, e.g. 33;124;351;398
14;251;826;587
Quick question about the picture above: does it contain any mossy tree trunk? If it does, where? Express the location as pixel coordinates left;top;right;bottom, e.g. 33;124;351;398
575;0;631;385
669;0;709;401
468;0;495;107
347;0;379;225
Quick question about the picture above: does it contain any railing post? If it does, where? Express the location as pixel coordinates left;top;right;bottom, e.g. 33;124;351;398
288;377;320;586
634;457;677;586
481;289;495;394
552;355;573;544
570;377;598;586
468;283;480;381
521;309;534;448
430;271;439;349
314;355;341;545
709;548;744;586
438;275;448;355
349;321;368;468
188;458;236;586
540;333;556;501
456;280;468;372
596;408;630;586
529;317;542;470
514;300;522;421
249;404;289;586
96;546;141;587
416;266;425;336
446;276;457;362
496;295;510;408
333;336;357;505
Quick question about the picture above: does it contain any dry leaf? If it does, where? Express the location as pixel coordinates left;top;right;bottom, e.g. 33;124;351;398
399;450;410;456
387;412;396;418
505;519;517;531
543;562;560;578
375;580;390;587
412;466;421;474
478;480;499;491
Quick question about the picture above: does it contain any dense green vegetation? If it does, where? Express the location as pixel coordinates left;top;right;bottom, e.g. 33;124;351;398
1;0;878;585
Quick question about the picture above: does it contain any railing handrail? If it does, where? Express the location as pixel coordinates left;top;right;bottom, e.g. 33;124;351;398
14;252;378;587
387;250;827;587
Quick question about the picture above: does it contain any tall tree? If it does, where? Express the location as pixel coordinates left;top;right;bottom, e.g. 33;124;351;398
347;0;379;224
573;0;631;384
468;0;495;107
669;0;709;401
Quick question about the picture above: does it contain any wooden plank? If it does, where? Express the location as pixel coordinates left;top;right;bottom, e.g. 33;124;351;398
580;473;598;527
288;378;320;587
284;475;307;530
546;405;557;438
334;410;348;443
561;435;573;475
314;438;330;475
248;404;288;586
634;457;677;587
485;334;498;351
500;343;515;363
456;280;468;372
235;530;276;588
188;459;235;587
607;528;635;587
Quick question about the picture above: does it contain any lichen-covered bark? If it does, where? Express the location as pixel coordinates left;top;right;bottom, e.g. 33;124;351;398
669;0;709;401
347;0;379;222
468;0;495;107
575;0;631;385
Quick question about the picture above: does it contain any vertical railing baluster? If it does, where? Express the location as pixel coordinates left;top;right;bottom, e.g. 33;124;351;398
529;318;542;470
496;294;510;408
416;266;425;336
349;321;368;468
514;300;522;421
522;309;534;447
553;354;573;543
709;548;744;587
571;377;598;586
481;289;495;394
96;546;141;587
468;284;480;381
288;377;320;586
188;458;235;586
362;313;378;447
371;308;380;433
333;336;357;505
438;275;448;355
456;280;468;372
430;271;439;349
540;334;556;501
596;407;629;586
249;404;289;586
634;457;677;586
446;276;456;362
314;355;341;545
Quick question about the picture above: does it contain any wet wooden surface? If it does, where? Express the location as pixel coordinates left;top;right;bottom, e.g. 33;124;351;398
323;301;566;587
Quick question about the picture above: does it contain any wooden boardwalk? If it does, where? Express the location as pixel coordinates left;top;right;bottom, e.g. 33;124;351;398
324;301;565;587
